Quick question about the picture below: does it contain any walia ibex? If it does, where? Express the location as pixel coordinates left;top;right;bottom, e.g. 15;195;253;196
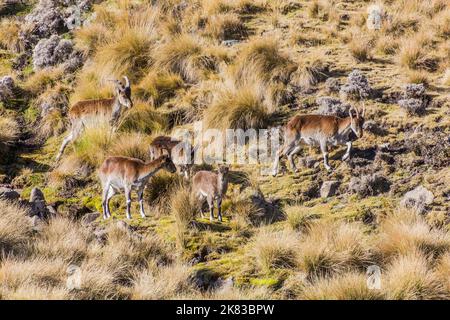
98;155;177;220
55;76;133;161
192;165;229;222
272;106;365;175
149;135;195;179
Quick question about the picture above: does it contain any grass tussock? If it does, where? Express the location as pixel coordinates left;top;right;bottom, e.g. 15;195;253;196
383;250;449;300
297;221;372;278
0;200;32;256
0;116;19;145
250;229;298;273
376;210;450;259
135;71;184;107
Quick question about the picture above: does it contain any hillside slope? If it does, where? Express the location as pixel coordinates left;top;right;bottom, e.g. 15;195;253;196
0;0;449;299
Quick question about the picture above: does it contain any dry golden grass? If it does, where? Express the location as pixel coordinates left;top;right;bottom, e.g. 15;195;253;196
0;200;32;256
136;71;184;106
297;221;372;278
301;272;384;300
202;13;246;40
376;210;450;259
250;229;298;273
0;116;19;145
383;250;449;300
0;18;19;52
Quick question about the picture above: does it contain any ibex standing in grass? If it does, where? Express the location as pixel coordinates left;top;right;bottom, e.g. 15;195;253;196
149;135;194;179
272;106;365;175
192;166;229;222
55;77;133;161
98;155;177;220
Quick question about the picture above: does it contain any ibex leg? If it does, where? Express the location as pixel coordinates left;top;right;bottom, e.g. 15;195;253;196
320;141;332;171
342;141;352;161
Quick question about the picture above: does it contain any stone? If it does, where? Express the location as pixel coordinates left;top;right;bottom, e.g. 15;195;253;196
81;212;100;225
348;173;391;196
366;4;383;30
400;185;434;214
320;180;340;198
0;76;15;102
0;187;20;200
29;187;49;218
29;215;44;232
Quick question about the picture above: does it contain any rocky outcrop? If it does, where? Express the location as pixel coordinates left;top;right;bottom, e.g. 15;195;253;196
0;187;20;200
348;173;391;196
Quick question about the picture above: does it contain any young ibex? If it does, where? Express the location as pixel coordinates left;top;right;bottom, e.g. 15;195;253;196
56;77;133;161
98;155;177;220
149;135;194;179
272;106;365;175
192;166;229;222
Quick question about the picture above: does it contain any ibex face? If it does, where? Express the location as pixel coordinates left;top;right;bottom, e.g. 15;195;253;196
115;76;133;109
160;154;177;174
349;107;365;138
218;165;229;176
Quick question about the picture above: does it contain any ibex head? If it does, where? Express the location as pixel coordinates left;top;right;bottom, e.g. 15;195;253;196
218;165;230;176
113;76;133;109
349;104;365;138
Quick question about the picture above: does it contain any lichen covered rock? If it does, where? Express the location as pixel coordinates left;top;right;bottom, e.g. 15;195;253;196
340;69;372;101
32;35;74;70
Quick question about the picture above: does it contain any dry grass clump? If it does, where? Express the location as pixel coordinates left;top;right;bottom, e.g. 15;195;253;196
297;221;372;278
376;210;450;259
118;100;168;134
441;69;450;86
348;36;372;62
397;36;439;71
22;68;65;96
154;34;217;83
171;184;200;231
108;132;152;161
33;217;91;263
70;67;114;103
300;272;384;300
146;172;184;215
0;18;19;51
284;205;319;231
383;250;449;300
0;116;19;145
37;109;66;140
250;229;298;273
136;71;184;107
204;82;272;130
202;13;247;41
0;200;32;257
131;263;197;299
208;284;272;300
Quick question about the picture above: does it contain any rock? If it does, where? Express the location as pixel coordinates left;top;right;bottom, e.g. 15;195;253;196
325;77;341;94
29;215;44;232
316;96;351;117
221;40;241;47
0;187;20;200
214;276;234;293
0;76;15;102
339;69;372;101
116;220;132;232
400;185;434;214
348;173;391;196
32;35;74;70
93;227;107;243
29;187;49;218
81;212;100;225
320;180;340;198
366;4;383;30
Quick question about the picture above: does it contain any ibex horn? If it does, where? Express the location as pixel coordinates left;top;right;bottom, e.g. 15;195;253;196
123;76;130;88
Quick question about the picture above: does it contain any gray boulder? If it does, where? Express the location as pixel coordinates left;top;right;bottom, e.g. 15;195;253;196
400;185;434;214
349;173;390;196
29;187;49;218
320;180;340;198
81;212;100;225
0;187;20;200
0;76;15;102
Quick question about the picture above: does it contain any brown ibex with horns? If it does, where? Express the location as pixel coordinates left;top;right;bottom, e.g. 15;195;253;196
55;76;133;161
272;106;366;175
